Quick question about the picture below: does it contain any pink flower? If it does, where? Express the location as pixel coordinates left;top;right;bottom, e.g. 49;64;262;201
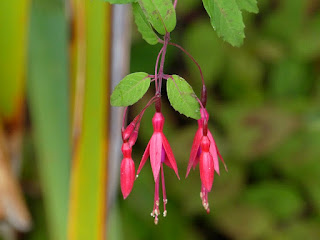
186;108;227;212
120;142;135;199
137;112;180;224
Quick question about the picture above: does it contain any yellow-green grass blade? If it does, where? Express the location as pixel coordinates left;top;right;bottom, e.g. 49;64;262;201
27;0;71;239
0;0;32;233
68;1;111;239
0;0;29;119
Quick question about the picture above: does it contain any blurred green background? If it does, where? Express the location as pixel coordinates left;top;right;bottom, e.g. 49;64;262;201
1;0;320;240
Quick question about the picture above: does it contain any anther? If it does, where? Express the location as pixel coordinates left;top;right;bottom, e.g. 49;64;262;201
154;209;159;216
163;210;167;217
163;199;168;204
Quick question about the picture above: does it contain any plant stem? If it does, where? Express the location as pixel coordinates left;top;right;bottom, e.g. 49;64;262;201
167;41;205;87
166;41;207;106
157;33;170;95
154;47;164;93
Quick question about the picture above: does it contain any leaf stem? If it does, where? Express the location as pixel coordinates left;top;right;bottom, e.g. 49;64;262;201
174;0;178;9
166;41;207;106
167;41;205;87
157;33;170;95
122;106;129;132
154;47;164;93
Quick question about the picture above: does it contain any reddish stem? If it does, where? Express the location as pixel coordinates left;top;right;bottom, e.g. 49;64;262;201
157;33;170;95
155;97;161;112
174;0;178;8
165;41;207;106
155;47;164;93
122;106;129;132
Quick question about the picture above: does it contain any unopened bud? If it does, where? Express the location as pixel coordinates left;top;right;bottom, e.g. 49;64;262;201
120;157;135;199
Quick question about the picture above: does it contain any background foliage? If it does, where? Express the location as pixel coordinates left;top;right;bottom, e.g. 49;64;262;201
0;0;319;239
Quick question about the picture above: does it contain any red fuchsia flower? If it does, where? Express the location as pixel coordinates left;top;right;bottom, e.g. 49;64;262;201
186;108;227;213
120;142;135;199
136;112;180;224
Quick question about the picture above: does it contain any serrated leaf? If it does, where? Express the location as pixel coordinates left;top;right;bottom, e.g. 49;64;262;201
138;0;176;35
202;0;245;47
110;72;150;106
132;2;158;45
167;75;200;119
104;0;137;4
235;0;258;13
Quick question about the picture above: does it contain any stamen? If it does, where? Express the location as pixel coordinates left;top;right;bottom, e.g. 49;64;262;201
163;210;167;217
161;164;167;215
200;184;211;212
135;174;139;179
151;175;160;223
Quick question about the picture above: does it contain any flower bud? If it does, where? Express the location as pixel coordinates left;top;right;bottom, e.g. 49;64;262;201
120;157;135;199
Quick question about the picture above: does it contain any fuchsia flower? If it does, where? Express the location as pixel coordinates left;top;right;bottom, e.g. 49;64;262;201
136;112;180;224
120;142;136;199
186;108;227;213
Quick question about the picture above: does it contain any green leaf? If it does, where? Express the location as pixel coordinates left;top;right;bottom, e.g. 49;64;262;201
0;0;29;118
110;72;151;106
104;0;137;4
202;0;245;47
28;0;71;238
132;2;158;45
68;1;112;239
167;75;200;119
138;0;176;35
235;0;259;13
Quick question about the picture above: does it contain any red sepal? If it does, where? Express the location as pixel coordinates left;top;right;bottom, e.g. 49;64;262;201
137;142;150;176
186;128;202;178
162;133;180;179
208;130;228;172
207;130;220;175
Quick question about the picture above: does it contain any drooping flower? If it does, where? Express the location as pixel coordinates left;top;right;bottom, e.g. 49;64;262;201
136;112;180;224
120;142;135;199
186;108;227;212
